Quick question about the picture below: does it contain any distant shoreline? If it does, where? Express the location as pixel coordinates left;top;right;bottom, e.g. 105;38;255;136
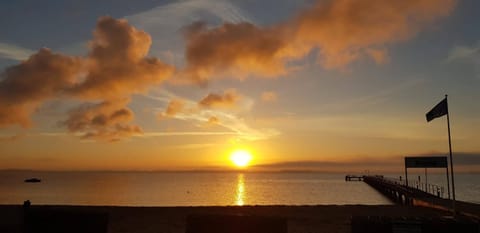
2;169;479;174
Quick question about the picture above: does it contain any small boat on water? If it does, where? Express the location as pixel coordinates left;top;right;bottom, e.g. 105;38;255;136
24;178;41;183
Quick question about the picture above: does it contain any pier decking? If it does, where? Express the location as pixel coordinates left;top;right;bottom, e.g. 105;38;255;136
362;175;480;219
345;175;364;181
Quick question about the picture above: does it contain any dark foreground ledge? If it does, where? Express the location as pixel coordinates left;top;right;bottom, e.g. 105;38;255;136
186;214;287;233
0;205;479;233
351;216;479;233
24;206;108;233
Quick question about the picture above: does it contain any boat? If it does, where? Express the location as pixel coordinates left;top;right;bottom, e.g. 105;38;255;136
24;178;41;183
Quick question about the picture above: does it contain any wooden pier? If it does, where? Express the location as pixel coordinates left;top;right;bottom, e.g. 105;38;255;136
362;175;480;220
345;175;364;181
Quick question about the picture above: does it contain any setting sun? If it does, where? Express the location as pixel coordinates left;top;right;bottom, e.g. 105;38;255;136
230;150;253;167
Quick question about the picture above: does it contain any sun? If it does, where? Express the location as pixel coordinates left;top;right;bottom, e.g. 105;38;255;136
230;150;253;168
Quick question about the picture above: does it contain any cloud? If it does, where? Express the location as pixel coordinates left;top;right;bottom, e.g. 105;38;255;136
128;0;254;27
183;21;288;82
446;41;480;62
198;88;241;108
68;16;174;100
261;91;278;103
182;0;456;81
445;41;480;78
162;99;185;117
254;152;480;172
61;98;142;142
189;109;279;141
151;91;279;141
217;113;280;140
0;42;35;61
290;0;456;69
126;0;255;64
366;48;389;65
0;48;83;127
254;160;398;172
189;110;279;141
207;116;220;125
0;1;458;141
140;131;235;137
0;16;174;141
0;133;25;142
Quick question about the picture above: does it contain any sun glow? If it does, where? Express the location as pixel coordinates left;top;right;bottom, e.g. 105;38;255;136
230;150;252;168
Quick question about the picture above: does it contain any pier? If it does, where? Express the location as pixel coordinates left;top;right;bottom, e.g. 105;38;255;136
345;175;364;181
362;175;480;219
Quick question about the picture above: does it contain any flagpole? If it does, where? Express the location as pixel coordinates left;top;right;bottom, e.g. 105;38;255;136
445;94;456;214
446;159;450;199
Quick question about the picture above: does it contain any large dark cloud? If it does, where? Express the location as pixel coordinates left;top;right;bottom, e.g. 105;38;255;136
69;17;173;99
183;21;288;82
62;98;141;142
183;0;456;81
63;17;173;141
0;48;83;127
0;16;174;141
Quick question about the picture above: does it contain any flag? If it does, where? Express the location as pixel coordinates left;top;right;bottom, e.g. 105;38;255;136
426;97;448;122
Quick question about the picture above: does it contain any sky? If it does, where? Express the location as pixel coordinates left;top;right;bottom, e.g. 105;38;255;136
0;0;479;173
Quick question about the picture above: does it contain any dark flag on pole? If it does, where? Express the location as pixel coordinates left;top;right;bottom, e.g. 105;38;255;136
425;95;456;214
426;97;448;122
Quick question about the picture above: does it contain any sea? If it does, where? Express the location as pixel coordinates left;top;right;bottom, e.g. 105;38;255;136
0;171;479;206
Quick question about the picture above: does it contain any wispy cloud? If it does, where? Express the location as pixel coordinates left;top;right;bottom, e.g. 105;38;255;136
140;131;236;137
254;159;398;172
0;42;35;61
446;41;480;62
164;143;220;150
318;78;426;113
128;0;254;26
446;41;480;78
200;110;280;141
254;152;480;172
261;91;278;103
154;90;279;141
2;131;236;138
0;133;25;142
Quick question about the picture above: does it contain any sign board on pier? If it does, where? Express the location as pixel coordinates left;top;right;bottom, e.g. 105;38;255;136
405;156;447;168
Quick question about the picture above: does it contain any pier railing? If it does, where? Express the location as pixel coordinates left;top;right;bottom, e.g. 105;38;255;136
362;175;480;219
378;176;445;198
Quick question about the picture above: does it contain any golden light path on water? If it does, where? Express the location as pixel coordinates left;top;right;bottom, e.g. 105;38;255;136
235;173;245;206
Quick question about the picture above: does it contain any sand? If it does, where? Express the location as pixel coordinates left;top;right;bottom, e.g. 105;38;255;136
0;204;454;233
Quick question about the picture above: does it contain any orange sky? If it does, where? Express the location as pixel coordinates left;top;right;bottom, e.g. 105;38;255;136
1;0;480;173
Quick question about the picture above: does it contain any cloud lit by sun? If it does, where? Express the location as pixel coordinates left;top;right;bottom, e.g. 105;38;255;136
230;150;253;168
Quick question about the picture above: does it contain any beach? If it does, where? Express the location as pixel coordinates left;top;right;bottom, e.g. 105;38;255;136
0;205;453;233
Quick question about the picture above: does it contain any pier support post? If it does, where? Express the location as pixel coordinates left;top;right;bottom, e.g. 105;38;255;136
404;164;408;187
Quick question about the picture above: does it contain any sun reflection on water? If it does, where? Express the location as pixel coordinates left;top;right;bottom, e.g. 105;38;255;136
235;173;245;206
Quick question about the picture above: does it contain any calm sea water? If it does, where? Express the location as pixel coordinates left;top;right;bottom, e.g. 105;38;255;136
0;171;478;206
